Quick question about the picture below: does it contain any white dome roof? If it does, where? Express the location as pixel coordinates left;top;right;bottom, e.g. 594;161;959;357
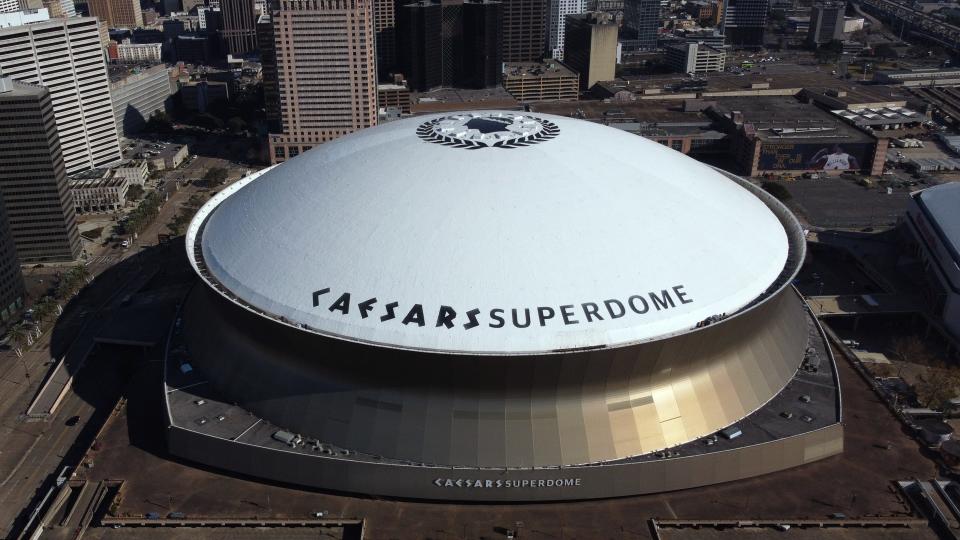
189;111;792;354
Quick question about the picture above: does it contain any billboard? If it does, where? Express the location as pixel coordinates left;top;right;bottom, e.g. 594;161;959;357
758;142;873;171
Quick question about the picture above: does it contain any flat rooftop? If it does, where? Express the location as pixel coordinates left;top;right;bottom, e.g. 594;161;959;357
531;100;712;124
832;106;925;127
502;61;577;80
712;97;875;143
598;68;844;98
804;85;913;107
410;87;519;114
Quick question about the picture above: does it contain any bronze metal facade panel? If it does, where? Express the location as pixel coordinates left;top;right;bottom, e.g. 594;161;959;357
167;422;843;501
182;283;808;469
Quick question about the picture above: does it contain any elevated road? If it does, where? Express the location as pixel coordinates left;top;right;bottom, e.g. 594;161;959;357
858;0;960;52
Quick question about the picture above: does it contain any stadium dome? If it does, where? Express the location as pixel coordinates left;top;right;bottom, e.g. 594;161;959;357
172;111;822;493
191;111;790;355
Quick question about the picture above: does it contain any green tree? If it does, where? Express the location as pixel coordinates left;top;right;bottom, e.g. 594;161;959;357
874;43;899;60
227;116;248;134
761;181;792;201
203;167;229;186
5;322;29;356
145;111;174;135
815;40;844;63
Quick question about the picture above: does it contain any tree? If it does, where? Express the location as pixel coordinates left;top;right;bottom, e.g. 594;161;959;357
891;336;934;365
761;181;792;201
145;111;174;135
127;184;145;201
915;367;960;410
815;40;844;64
227;116;248;134
5;322;29;357
193;113;224;131
31;296;56;333
874;43;899;60
203;167;228;186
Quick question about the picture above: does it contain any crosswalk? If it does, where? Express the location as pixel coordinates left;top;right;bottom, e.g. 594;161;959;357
84;255;119;266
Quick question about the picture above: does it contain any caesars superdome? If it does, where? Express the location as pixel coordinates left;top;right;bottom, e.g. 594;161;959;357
167;112;843;502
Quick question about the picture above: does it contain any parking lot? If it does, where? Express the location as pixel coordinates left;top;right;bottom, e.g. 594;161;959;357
772;177;915;229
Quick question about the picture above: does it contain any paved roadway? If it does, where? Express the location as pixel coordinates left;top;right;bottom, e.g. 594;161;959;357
0;163;222;539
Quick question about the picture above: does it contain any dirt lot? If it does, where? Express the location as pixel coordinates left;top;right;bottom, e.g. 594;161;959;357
69;342;937;540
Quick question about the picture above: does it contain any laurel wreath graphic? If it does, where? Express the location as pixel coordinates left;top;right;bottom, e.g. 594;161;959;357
416;117;560;150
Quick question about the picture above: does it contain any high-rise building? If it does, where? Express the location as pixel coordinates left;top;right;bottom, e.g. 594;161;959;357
0;192;24;323
564;11;616;89
547;0;582;59
373;0;396;76
40;0;76;17
0;74;25;322
807;2;844;46
267;0;377;164
721;0;767;46
0;16;123;176
256;11;279;132
87;0;143;27
462;0;501;88
622;0;659;51
501;0;546;62
220;0;256;55
398;0;501;91
110;64;173;137
397;0;442;91
0;77;82;262
0;0;21;13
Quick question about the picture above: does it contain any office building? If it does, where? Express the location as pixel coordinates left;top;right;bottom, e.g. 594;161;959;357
397;0;442;91
87;0;143;27
722;0;767;46
113;159;148;185
116;39;162;61
564;11;616;90
0;0;21;13
398;0;500;91
807;3;844;46
622;0;659;51
267;0;377;163
219;0;256;54
0;7;50;27
0;193;23;323
69;168;129;214
179;80;228;112
0;16;123;175
377;83;410;114
685;0;719;25
175;33;212;63
547;0;582;59
373;0;396;75
40;0;76;17
462;0;501;88
256;12;279;131
502;61;578;101
110;64;173;137
501;0;547;62
0;77;82;262
666;41;725;74
198;4;219;29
